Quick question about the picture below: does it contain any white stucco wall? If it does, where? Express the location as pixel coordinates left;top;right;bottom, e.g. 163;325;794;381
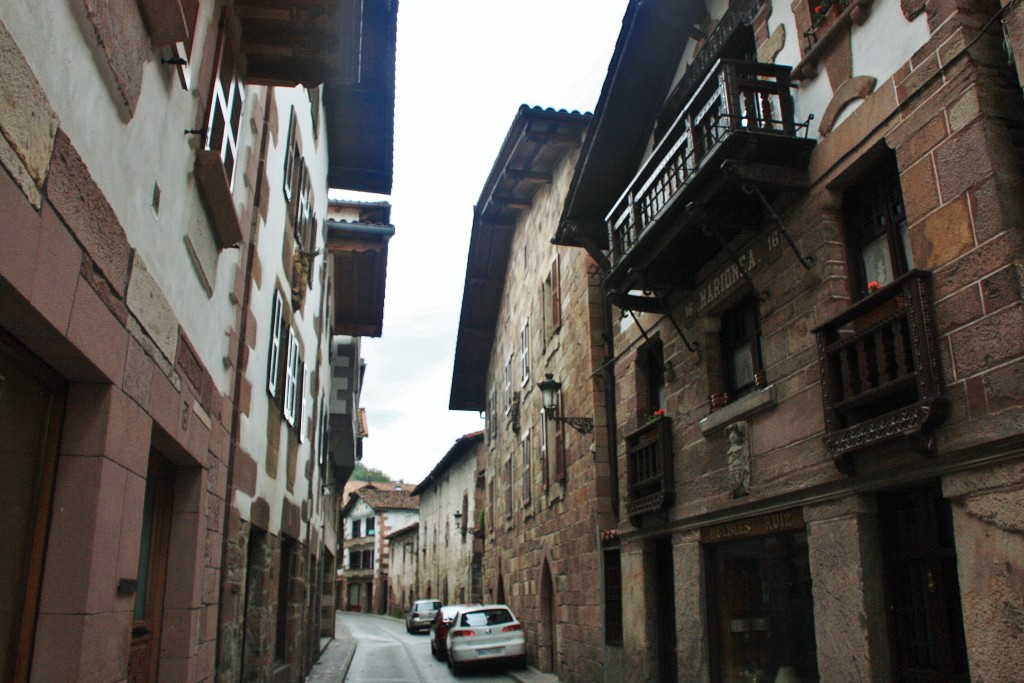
1;0;244;394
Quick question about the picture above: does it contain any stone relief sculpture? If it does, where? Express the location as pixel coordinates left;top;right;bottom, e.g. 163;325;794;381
726;420;751;497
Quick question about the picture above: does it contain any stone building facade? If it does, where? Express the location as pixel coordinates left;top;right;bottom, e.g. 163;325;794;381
556;0;1024;681
384;522;420;615
0;1;396;682
338;484;419;614
412;432;486;609
449;106;617;682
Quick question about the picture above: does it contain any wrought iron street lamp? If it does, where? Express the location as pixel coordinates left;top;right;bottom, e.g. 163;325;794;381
538;373;594;434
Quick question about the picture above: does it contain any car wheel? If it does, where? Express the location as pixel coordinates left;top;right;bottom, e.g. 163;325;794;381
449;657;464;677
514;654;527;670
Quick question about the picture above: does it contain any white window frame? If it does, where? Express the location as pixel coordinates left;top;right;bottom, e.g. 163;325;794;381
503;357;512;415
283;329;300;425
519;321;530;386
204;21;244;188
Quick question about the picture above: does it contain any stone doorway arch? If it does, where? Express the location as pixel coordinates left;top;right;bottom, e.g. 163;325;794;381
539;560;556;673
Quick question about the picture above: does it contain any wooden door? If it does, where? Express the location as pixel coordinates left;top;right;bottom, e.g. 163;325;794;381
0;334;65;683
879;484;969;683
128;455;175;683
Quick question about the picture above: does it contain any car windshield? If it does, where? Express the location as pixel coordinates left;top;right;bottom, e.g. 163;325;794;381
460;609;513;627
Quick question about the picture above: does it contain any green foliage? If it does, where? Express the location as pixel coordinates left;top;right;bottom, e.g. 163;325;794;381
351;463;392;482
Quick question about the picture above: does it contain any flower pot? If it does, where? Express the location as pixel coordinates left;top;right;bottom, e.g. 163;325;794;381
812;4;842;38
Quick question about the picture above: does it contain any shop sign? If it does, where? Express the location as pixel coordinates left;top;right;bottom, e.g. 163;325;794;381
700;507;804;543
683;228;783;323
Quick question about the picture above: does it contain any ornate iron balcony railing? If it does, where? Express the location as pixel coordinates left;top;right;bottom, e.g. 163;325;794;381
607;59;803;272
813;271;949;472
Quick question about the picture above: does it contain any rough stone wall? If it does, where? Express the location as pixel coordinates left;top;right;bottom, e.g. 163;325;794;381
945;461;1024;682
609;1;1024;680
480;146;609;682
418;444;480;609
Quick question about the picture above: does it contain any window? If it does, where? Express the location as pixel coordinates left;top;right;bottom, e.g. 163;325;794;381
604;548;623;644
522;433;532;505
503;357;512;415
637;338;666;421
540;408;550;492
844;154;913;297
721;298;764;398
366;518;375;536
519;322;530;386
504;458;513;519
488;388;498;445
550;390;567;483
706;527;818;683
542;256;562;344
204;14;244;188
267;290;284;396
351;519;361;539
283;330;302;427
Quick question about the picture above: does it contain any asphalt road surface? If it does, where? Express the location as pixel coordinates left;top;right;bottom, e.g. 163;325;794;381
340;612;518;683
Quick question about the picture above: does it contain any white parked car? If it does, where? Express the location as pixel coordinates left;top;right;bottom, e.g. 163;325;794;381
445;604;526;675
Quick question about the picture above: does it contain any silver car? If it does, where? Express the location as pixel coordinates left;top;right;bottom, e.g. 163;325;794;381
405;598;441;633
446;604;526;675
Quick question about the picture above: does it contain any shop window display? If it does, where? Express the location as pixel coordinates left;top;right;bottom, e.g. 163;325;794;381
706;529;818;683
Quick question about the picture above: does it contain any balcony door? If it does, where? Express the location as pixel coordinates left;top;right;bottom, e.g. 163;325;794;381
879;483;969;682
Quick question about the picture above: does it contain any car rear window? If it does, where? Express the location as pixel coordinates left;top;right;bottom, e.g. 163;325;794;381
417;600;440;610
461;609;513;627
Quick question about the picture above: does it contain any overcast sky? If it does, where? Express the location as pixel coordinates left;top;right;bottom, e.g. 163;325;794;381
349;0;628;485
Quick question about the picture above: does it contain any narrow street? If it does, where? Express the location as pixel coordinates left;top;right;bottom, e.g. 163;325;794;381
339;612;523;683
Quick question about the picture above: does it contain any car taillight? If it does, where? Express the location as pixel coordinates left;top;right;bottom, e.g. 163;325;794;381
411;612;419;618
502;624;522;632
451;629;475;638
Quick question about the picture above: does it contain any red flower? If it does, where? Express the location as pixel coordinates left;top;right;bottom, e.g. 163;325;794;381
653;409;665;417
815;4;824;12
867;280;881;293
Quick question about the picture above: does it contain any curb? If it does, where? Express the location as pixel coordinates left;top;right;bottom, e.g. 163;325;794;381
338;641;357;682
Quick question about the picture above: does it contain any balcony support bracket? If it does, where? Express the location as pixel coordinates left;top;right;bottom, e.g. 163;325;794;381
741;182;815;270
619;298;700;356
696;206;767;302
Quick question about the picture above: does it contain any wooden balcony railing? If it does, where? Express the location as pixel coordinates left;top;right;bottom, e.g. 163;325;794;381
813;271;949;472
607;59;802;271
625;416;674;524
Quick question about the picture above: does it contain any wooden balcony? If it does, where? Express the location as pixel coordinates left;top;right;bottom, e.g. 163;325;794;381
625;417;674;525
813;271;949;472
604;59;814;295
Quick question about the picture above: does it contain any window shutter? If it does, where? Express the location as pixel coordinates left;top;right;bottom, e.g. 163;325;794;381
268;290;284;396
296;362;306;441
283;109;298;202
283;329;299;425
551;256;562;329
554;390;566;482
136;0;200;50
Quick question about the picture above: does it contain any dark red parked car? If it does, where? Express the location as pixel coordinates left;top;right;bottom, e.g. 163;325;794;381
429;604;480;659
